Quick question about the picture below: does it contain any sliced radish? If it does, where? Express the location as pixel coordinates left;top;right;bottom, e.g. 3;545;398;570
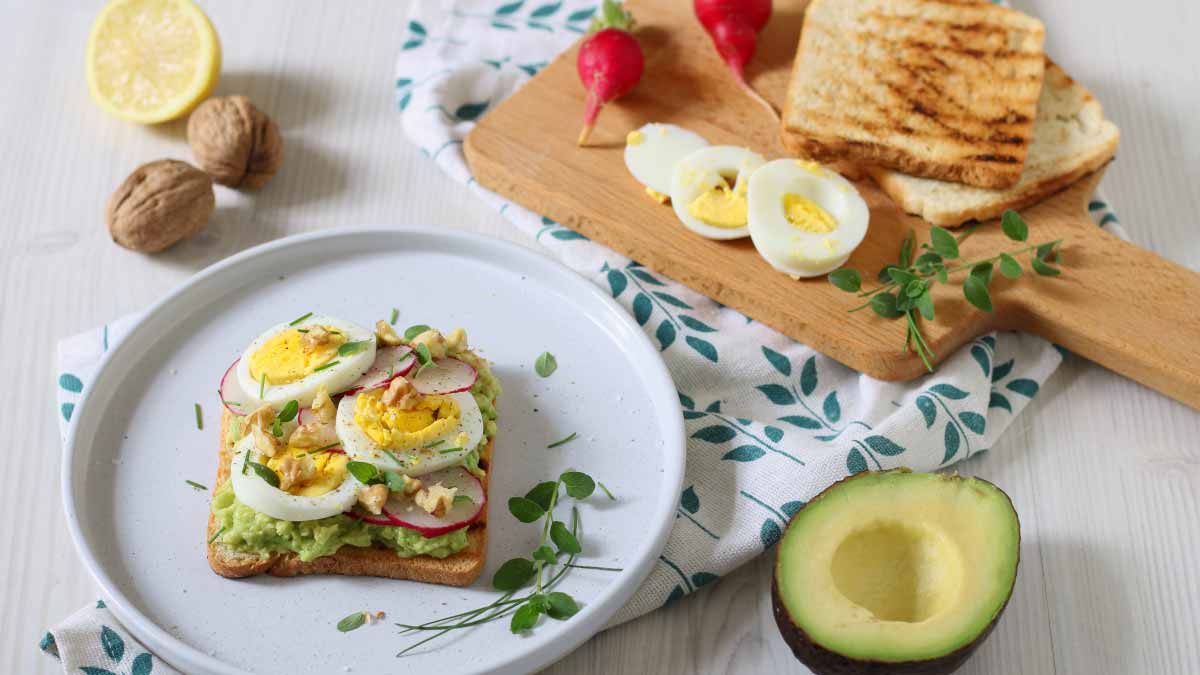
219;358;256;416
410;357;477;395
342;346;416;395
384;466;485;537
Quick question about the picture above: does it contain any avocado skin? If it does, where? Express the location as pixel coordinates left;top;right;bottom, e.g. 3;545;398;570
770;470;1021;675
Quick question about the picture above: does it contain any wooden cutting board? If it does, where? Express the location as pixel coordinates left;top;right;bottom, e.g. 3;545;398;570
465;0;1200;410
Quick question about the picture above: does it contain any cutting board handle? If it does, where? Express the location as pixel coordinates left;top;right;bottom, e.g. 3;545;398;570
1013;220;1200;408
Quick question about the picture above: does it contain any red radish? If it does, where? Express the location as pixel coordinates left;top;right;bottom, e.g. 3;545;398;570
576;0;644;146
409;357;477;395
346;466;485;537
694;0;777;120
218;358;253;416
341;345;416;395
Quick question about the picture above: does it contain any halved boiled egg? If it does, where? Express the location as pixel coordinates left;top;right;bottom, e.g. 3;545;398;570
236;314;376;409
747;159;870;277
670;145;766;240
624;123;709;201
229;434;360;521
335;389;484;477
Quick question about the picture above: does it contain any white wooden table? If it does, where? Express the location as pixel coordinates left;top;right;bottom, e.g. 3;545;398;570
2;1;1197;673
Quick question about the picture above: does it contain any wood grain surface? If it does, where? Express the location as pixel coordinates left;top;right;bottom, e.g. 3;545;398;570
466;0;1200;409
1;2;1198;674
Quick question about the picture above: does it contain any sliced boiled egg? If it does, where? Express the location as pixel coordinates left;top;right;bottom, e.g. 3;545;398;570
624;123;709;201
670;145;765;240
335;389;484;477
229;435;360;521
236;314;376;409
747;159;870;277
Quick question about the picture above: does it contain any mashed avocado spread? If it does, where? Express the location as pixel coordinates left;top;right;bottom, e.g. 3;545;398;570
212;346;501;561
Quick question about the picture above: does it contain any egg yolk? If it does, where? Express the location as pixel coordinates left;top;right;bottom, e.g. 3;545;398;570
794;159;828;177
248;327;346;385
354;389;460;450
265;445;349;497
688;177;748;229
645;187;669;204
782;194;837;233
626;130;645;146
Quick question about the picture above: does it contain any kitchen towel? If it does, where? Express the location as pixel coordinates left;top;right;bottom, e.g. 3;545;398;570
44;0;1127;669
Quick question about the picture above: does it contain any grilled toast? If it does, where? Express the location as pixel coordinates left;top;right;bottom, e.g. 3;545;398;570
781;0;1047;189
869;61;1119;227
206;409;491;586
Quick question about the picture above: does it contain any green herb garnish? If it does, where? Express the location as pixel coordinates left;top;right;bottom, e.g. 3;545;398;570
413;343;435;377
382;448;406;466
278;400;299;423
313;360;341;373
437;447;464;455
534;351;557;378
453;495;475;505
347;460;381;484
597;481;616;501
390;308;399;325
218;389;241;408
306;442;343;455
546;432;576;449
207;526;225;545
395;471;617;651
337;611;368;633
384;470;408;492
828;210;1063;371
271;416;283;437
248;461;280;488
194;403;203;430
185;479;208;491
258;372;267;399
241;450;249;475
338;340;372;357
403;324;432;341
289;312;314;326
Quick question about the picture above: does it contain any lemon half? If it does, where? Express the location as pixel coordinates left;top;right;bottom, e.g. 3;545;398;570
86;0;221;124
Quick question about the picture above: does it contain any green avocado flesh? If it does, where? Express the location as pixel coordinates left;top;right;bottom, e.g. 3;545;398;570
211;347;502;562
774;470;1020;670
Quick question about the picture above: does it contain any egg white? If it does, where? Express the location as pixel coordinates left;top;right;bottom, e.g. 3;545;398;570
624;123;710;196
236;314;376;409
747;159;870;278
228;434;360;522
669;145;765;240
335;391;485;477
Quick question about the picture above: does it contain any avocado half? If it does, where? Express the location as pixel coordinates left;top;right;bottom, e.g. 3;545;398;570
772;469;1020;675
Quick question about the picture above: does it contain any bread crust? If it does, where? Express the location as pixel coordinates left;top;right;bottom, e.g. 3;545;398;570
781;0;1046;189
207;405;493;586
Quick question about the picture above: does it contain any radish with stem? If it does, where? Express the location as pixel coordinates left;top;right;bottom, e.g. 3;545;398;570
694;0;778;121
576;0;644;146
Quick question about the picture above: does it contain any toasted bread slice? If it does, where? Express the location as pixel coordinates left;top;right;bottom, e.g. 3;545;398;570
781;0;1046;189
868;61;1120;226
206;409;492;586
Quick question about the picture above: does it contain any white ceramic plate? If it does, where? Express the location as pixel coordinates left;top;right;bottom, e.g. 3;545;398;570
62;227;685;674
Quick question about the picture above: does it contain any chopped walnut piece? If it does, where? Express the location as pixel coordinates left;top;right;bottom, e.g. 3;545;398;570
445;328;468;354
382;376;420;409
402;476;423;496
357;484;388;515
410;329;448;359
251;424;282;458
301;325;331;350
277;454;316;491
245;404;276;433
311;386;336;425
375;320;403;347
414;482;457;517
289;421;338;449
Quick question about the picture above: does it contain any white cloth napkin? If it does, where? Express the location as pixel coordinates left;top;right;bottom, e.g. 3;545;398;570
44;0;1127;669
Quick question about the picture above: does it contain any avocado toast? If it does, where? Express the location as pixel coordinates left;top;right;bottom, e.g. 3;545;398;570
205;316;500;587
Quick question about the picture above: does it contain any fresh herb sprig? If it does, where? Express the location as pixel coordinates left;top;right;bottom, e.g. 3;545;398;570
194;403;204;430
828;210;1063;371
392;471;619;654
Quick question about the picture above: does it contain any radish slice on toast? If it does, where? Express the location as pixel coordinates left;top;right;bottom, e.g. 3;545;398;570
410;357;477;395
383;466;486;537
342;345;416;395
219;358;255;416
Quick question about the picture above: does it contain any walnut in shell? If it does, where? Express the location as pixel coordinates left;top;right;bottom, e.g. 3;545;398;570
106;159;216;253
187;95;283;189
